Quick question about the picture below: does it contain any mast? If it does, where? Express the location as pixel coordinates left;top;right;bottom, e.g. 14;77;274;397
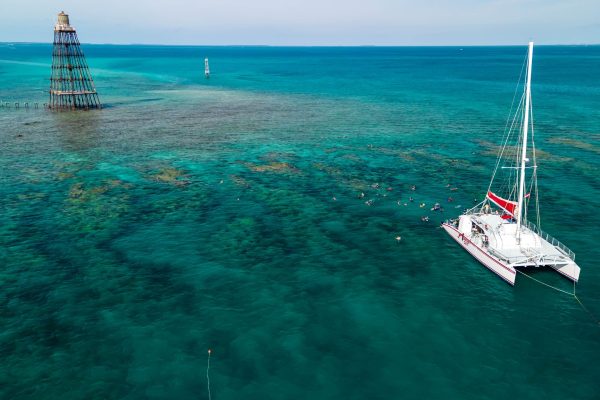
516;41;533;240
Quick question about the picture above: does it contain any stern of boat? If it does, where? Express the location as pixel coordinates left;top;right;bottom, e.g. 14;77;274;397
550;262;581;282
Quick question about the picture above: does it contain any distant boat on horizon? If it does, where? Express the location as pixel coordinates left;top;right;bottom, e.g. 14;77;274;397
442;42;581;286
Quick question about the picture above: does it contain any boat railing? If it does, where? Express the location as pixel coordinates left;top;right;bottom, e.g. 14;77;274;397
524;220;576;261
465;202;485;215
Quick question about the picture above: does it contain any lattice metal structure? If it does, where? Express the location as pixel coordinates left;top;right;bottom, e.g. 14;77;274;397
49;11;101;110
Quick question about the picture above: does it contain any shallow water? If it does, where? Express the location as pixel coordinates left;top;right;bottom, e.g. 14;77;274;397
1;44;599;399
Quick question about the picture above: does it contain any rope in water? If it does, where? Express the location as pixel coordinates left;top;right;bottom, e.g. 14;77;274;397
516;269;600;325
207;349;212;400
573;280;600;326
515;269;572;295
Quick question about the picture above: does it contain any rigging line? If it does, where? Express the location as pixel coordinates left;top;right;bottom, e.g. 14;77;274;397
509;100;525;201
507;95;524;174
529;97;541;229
489;93;524;193
487;52;528;192
524;171;536;221
489;93;524;187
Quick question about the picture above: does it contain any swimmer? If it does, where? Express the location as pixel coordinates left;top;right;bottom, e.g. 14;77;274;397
420;203;426;208
395;236;402;242
332;197;337;201
409;197;414;202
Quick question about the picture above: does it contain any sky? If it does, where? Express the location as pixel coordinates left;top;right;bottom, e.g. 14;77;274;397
0;0;598;45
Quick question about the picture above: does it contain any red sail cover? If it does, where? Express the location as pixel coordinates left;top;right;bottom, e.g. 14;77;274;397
486;191;517;217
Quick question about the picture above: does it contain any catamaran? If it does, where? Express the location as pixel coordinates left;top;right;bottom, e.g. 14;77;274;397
442;42;581;286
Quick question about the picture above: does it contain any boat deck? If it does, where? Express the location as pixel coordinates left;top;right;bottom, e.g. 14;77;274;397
448;212;580;283
469;213;573;266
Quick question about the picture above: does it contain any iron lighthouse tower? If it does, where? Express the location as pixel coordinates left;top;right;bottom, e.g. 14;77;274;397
49;11;101;110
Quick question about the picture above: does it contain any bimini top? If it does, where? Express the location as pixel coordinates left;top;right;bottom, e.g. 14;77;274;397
55;11;74;32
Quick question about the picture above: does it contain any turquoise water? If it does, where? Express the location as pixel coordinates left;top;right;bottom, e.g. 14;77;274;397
1;44;599;399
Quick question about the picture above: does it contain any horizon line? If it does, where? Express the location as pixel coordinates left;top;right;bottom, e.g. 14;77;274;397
2;41;600;47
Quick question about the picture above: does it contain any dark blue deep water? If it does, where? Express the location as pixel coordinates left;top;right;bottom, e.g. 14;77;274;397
1;44;599;399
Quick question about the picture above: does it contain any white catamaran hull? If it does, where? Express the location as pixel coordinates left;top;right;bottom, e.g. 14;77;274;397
442;43;582;287
442;222;517;285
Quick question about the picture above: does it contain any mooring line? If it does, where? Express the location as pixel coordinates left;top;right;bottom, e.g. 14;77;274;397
516;269;600;325
574;294;600;326
206;349;212;400
515;269;572;295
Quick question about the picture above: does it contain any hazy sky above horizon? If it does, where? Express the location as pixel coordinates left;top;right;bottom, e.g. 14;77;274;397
1;0;598;45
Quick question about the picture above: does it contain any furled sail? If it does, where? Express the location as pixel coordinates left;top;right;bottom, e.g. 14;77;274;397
486;191;518;217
